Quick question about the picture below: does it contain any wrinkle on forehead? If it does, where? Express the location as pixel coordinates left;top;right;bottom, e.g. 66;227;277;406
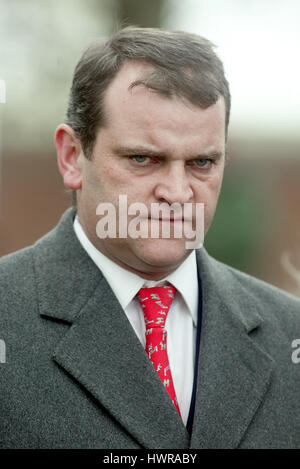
100;61;226;158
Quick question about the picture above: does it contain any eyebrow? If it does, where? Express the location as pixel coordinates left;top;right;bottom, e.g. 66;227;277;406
114;145;165;157
113;145;224;160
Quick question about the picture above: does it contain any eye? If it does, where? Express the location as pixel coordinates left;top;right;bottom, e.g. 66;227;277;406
193;159;213;169
130;155;150;164
128;155;159;167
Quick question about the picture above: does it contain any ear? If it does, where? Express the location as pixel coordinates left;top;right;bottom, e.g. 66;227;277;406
55;124;83;190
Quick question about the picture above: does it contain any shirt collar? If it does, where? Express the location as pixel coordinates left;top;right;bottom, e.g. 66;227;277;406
74;216;198;326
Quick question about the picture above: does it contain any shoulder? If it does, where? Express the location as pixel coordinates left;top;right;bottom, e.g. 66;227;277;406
0;208;76;312
225;259;300;309
199;247;300;304
0;207;76;278
0;245;35;289
0;245;39;334
198;248;300;331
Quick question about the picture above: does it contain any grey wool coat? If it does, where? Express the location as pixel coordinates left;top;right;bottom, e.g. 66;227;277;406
1;207;300;449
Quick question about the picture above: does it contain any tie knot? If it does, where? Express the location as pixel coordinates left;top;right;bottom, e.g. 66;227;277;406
136;285;177;329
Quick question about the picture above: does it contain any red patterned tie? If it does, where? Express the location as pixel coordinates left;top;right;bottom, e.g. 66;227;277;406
136;285;181;416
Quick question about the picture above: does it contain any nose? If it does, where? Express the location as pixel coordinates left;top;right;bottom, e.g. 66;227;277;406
153;162;194;205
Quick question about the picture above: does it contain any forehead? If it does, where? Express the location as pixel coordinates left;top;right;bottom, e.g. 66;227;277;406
102;61;226;152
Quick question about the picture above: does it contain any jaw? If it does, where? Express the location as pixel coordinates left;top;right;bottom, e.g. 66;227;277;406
122;237;192;279
94;236;191;280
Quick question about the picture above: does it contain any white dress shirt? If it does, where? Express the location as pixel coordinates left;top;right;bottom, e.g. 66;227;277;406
73;216;199;425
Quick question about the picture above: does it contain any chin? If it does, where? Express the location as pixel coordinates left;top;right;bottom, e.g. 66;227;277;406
133;238;189;268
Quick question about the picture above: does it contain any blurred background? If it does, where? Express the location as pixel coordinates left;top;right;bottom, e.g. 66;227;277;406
0;0;300;296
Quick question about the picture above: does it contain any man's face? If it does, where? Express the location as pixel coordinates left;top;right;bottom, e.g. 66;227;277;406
76;61;226;279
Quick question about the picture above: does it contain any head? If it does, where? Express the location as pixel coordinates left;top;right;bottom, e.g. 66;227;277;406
56;27;231;279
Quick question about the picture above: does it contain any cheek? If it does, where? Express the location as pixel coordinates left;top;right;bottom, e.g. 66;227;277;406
212;176;223;199
196;175;223;202
82;161;142;209
209;167;224;195
101;159;135;192
102;161;153;202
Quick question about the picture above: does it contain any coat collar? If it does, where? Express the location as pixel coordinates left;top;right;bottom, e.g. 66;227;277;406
34;208;274;448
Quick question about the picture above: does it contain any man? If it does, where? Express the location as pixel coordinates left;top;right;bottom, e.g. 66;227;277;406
1;27;300;449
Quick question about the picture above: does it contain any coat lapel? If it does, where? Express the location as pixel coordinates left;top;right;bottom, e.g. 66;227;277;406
190;249;275;448
34;208;189;449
